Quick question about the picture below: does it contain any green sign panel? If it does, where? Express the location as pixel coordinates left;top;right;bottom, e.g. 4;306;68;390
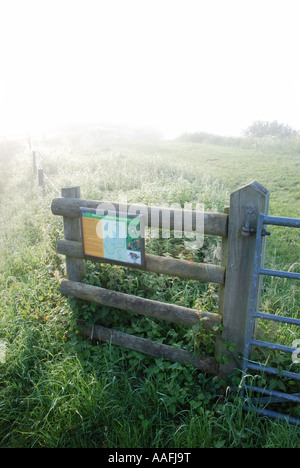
80;209;145;267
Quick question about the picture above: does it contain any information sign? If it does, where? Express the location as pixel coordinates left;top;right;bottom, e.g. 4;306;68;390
80;208;145;267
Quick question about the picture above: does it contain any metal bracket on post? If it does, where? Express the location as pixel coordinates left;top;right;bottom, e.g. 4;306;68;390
242;219;271;237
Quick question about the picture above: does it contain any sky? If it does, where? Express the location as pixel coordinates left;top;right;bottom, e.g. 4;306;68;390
0;0;300;139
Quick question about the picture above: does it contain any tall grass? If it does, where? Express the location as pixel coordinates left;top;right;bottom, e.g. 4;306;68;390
0;142;299;447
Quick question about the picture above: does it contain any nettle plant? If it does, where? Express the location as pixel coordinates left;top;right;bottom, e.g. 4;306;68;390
66;253;238;416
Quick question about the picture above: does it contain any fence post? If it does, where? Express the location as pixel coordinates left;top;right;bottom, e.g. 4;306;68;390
38;169;44;187
61;186;85;282
219;181;269;375
32;151;37;175
215;205;229;358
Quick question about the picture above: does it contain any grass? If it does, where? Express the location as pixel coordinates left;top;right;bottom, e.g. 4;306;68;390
0;137;299;447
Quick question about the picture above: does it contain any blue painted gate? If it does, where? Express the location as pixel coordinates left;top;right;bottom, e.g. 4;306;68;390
242;214;300;425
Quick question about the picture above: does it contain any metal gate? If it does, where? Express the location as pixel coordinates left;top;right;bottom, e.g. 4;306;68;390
242;213;300;425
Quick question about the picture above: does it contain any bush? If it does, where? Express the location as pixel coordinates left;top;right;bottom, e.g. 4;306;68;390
244;120;299;139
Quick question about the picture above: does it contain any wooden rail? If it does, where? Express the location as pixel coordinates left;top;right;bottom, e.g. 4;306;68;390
51;197;228;237
52;181;270;375
78;321;219;374
57;239;225;284
61;278;222;329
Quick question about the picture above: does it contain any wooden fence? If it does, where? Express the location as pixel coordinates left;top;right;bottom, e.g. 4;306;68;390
51;181;270;375
32;150;61;194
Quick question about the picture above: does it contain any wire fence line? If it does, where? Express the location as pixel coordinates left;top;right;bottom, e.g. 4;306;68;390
32;149;61;195
43;171;61;194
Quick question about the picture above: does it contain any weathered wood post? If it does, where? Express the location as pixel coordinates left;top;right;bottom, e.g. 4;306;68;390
38;168;44;187
32;151;37;175
215;205;229;357
61;186;85;282
218;181;269;375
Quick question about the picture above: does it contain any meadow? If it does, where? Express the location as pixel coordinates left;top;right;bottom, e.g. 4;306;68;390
0;134;299;448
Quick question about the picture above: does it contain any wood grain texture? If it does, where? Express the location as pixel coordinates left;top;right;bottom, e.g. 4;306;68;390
78;321;219;374
57;239;225;284
60;279;222;329
51;197;228;237
61;187;85;282
219;181;269;373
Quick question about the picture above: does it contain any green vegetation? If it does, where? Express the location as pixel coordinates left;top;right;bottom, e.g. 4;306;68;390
244;120;299;139
0;136;299;447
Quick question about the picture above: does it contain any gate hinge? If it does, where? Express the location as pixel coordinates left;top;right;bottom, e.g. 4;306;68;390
242;220;271;237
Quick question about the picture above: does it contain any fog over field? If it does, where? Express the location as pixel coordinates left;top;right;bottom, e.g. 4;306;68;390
1;0;300;141
1;0;300;449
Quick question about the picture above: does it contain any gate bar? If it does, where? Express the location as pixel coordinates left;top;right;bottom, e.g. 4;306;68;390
262;215;300;228
244;385;300;404
247;362;300;381
258;268;300;280
243;405;300;426
240;211;300;425
253;311;300;326
250;338;299;354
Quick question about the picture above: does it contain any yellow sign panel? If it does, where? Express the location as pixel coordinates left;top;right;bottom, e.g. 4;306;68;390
80;208;145;267
81;216;104;258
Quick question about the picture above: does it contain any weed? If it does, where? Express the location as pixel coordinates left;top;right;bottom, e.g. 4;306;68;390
0;141;299;447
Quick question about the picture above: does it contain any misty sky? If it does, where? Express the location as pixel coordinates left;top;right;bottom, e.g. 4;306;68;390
1;0;300;138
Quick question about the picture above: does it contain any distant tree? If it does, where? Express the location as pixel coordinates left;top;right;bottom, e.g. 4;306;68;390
244;120;298;139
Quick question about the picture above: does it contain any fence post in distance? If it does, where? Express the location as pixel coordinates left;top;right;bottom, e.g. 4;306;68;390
32;151;37;175
38;168;44;186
